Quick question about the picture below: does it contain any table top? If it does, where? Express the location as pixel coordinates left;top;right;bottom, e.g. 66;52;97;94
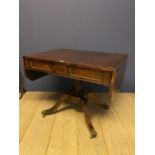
24;49;127;71
23;49;128;98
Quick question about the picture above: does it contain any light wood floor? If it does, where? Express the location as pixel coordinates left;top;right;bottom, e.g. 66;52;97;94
19;92;135;155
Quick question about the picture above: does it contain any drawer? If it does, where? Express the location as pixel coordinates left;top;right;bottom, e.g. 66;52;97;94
70;67;102;82
30;61;53;72
30;61;67;75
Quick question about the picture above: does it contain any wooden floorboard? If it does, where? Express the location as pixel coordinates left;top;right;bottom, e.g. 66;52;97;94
19;92;135;155
20;93;56;155
19;92;43;142
46;104;78;155
76;103;108;155
111;93;134;145
97;107;134;155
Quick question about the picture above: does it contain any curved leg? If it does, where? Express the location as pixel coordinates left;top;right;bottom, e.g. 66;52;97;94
41;94;70;117
20;91;26;99
81;100;97;138
88;91;110;110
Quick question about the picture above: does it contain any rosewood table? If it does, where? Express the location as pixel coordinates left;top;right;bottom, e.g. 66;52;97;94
23;48;127;138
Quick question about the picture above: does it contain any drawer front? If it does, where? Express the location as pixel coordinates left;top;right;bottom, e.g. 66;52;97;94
30;60;66;76
30;61;53;72
70;67;102;82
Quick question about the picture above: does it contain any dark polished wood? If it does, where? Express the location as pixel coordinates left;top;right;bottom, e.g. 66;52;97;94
23;48;127;98
41;80;109;138
19;73;26;99
23;48;127;138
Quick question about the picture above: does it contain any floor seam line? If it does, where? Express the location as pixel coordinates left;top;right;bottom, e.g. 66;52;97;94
111;104;134;146
44;113;57;155
76;112;78;155
19;96;43;143
96;107;109;155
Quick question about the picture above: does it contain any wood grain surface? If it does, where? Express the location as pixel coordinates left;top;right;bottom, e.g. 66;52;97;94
19;92;134;155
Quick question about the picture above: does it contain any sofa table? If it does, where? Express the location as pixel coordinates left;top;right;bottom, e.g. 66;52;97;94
23;48;127;138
